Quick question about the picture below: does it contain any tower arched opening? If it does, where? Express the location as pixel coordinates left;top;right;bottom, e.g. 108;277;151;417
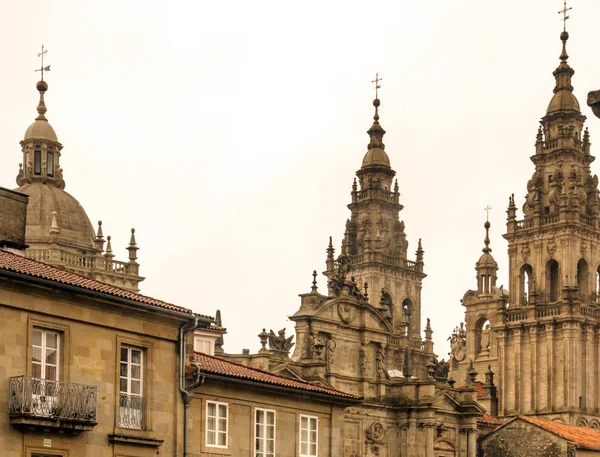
520;264;533;305
474;317;491;358
577;258;589;301
546;259;560;302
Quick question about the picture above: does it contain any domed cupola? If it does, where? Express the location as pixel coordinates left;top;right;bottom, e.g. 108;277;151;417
15;79;96;252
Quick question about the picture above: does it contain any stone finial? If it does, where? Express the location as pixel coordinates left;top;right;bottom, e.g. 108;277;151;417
94;220;105;251
352;177;357;192
215;309;222;327
326;236;335;271
424;318;433;340
127;228;139;262
484;364;495;386
447;377;456;388
426;360;436;379
311;270;318;293
468;360;478;386
258;328;269;352
49;211;60;235
104;236;114;259
416;238;424;265
394;179;399;193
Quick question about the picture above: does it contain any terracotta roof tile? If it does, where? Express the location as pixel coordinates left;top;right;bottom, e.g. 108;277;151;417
479;414;505;426
0;249;207;318
520;416;600;449
190;353;360;400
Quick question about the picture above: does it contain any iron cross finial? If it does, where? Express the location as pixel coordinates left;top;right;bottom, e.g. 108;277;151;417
35;44;51;81
558;0;572;32
372;72;382;99
484;205;492;222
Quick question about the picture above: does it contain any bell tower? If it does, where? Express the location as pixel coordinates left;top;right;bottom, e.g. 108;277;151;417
499;26;600;421
324;89;426;340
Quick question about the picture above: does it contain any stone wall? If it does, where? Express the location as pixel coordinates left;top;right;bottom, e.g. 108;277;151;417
481;420;568;457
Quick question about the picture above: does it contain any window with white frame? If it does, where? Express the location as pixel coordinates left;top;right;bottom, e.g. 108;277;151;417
31;328;61;415
119;345;145;429
32;328;60;381
255;408;276;457
206;401;228;448
194;336;215;355
300;415;318;456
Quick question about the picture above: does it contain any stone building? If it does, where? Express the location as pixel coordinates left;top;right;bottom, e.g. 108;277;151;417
482;416;600;457
226;95;488;457
450;28;600;427
14;80;143;292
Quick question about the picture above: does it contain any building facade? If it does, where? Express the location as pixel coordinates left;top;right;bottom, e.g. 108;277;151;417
450;29;600;427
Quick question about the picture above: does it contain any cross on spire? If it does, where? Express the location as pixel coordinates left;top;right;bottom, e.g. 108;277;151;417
558;0;572;32
372;72;382;99
35;44;51;81
484;205;492;222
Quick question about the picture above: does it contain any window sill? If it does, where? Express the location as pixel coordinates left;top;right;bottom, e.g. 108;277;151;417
108;433;164;447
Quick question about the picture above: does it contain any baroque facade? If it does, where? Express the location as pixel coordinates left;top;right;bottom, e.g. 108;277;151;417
450;29;600;427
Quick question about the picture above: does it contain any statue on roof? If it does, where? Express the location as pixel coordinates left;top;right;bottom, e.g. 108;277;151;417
268;328;295;353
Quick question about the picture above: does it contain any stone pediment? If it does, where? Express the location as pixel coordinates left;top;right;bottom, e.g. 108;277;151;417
308;297;393;332
269;362;306;381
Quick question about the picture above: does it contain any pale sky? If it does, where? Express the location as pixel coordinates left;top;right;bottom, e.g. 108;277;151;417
1;0;599;356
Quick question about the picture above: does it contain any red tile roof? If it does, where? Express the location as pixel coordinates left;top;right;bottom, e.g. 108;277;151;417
520;416;600;449
0;249;206;318
190;353;360;400
479;414;505;426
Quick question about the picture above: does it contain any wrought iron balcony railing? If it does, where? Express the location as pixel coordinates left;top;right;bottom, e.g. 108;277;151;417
119;394;145;430
9;376;97;427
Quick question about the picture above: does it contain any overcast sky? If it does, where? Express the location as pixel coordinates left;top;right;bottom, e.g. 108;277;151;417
1;0;600;356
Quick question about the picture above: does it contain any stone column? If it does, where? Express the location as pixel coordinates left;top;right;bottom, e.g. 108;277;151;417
546;323;554;411
424;423;435;457
497;329;506;415
530;325;538;413
407;417;417;457
514;327;522;413
467;428;478;457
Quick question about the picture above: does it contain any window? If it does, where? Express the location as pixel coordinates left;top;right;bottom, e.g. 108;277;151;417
119;345;144;429
300;415;318;457
255;408;275;457
31;328;60;415
194;336;215;355
32;328;60;381
47;151;54;177
206;401;228;448
34;149;41;175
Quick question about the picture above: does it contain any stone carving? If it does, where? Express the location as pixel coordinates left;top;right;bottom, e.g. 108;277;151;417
268;328;294;353
547;238;557;256
378;289;393;320
581;241;588;258
521;242;530;261
479;324;491;357
406;283;412;295
366;422;386;443
326;336;336;368
448;323;466;362
376;344;386;379
360;343;368;377
338;302;359;324
431;357;450;381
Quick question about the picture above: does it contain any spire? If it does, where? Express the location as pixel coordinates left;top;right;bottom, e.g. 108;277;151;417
545;23;580;115
104;236;114;260
326;236;335;271
361;74;390;169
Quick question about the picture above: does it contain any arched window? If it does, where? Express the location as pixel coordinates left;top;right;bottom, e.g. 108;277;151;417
577;259;589;300
520;264;533;305
546;260;560;302
34;146;41;176
475;317;491;358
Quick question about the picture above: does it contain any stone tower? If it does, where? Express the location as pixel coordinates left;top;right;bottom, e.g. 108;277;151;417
14;79;144;292
452;29;600;426
498;29;600;424
324;97;426;340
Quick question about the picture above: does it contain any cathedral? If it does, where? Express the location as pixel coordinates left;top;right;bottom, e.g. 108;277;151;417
3;6;600;457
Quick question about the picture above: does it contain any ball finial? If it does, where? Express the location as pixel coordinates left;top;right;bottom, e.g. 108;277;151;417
36;80;48;92
373;98;380;107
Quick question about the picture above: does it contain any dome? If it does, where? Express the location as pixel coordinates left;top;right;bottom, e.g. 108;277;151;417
478;252;497;266
24;119;58;142
16;182;96;251
362;148;390;168
547;90;581;115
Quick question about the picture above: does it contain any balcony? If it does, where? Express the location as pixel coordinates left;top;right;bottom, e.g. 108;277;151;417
9;376;98;434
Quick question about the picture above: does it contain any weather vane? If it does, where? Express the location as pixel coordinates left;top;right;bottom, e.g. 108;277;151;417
558;0;572;32
484;205;492;222
372;72;382;99
35;44;51;81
